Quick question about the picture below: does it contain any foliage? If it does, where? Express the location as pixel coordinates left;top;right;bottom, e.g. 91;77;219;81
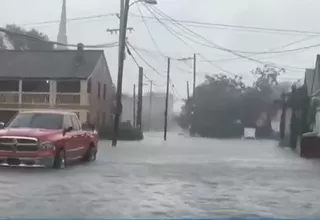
177;65;286;138
3;24;53;50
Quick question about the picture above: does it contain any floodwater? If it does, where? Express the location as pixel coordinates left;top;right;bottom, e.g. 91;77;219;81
1;132;320;218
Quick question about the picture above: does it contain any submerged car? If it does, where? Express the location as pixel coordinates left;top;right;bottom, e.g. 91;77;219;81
0;110;98;169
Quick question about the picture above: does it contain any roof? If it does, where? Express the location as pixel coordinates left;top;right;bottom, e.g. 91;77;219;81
20;110;77;115
0;50;104;79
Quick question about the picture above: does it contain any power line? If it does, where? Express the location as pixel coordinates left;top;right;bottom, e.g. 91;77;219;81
22;12;320;36
0;27;118;49
149;6;305;71
136;4;164;57
127;41;166;78
129;13;320;36
21;13;116;26
143;4;240;77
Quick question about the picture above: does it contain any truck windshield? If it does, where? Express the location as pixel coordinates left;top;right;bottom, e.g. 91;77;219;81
6;113;63;130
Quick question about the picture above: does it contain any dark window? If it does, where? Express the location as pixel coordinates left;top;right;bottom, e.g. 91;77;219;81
87;79;91;93
102;112;106;124
86;112;90;124
70;115;80;130
98;82;101;99
103;84;106;100
56;81;80;93
7;113;63;130
22;80;50;92
97;111;100;125
0;80;19;92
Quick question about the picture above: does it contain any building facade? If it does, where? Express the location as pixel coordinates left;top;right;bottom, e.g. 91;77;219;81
0;47;114;126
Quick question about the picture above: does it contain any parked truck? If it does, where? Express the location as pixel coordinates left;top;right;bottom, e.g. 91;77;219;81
0;110;98;168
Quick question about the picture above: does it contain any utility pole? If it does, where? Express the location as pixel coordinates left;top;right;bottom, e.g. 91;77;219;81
164;58;170;141
193;53;196;99
186;81;190;100
149;80;153;131
112;0;130;147
133;84;136;128
137;67;143;130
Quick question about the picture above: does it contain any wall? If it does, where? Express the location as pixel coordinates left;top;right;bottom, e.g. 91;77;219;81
88;56;115;126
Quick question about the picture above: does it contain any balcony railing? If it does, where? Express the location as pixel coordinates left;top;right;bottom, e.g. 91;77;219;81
0;92;88;108
56;93;81;105
0;92;19;103
22;92;50;104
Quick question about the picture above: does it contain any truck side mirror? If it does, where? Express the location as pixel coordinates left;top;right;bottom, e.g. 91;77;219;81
62;126;73;136
0;122;4;129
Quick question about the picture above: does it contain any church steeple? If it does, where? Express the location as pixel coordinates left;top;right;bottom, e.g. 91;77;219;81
56;0;68;49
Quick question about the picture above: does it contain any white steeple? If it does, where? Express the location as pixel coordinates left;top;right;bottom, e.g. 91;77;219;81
56;0;68;49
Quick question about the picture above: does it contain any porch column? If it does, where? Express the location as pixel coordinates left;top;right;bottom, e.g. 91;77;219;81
49;80;56;107
80;80;88;105
18;80;22;104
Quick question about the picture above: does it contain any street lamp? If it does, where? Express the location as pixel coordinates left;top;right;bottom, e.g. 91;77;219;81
112;0;158;147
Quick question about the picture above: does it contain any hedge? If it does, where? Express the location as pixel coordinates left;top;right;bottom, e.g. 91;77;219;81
97;123;143;141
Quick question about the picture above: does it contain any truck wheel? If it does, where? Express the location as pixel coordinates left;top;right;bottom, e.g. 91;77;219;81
53;149;66;169
83;146;96;162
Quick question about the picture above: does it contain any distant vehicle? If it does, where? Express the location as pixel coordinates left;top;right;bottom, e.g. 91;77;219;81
243;127;256;139
0;110;98;169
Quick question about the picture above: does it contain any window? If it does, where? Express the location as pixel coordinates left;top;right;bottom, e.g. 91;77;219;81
64;115;73;129
97;82;101;99
87;79;91;93
56;80;80;93
97;111;100;125
103;84;106;100
102;112;106;125
7;113;63;130
70;115;80;131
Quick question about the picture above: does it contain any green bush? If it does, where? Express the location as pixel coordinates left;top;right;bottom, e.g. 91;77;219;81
97;123;143;141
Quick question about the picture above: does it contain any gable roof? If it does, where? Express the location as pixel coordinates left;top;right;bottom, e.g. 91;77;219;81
0;49;104;79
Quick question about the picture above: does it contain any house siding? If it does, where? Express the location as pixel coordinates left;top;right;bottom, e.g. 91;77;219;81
88;56;115;126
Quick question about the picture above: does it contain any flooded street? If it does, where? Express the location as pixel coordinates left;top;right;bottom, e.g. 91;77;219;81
1;132;320;218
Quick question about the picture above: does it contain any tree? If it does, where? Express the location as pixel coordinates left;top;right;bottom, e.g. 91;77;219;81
3;24;53;50
177;65;285;138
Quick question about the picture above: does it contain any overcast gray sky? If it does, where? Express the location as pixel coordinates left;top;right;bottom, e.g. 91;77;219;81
1;0;319;111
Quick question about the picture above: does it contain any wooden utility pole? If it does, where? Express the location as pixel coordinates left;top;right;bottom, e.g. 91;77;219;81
186;81;190;100
193;53;196;99
137;67;143;130
133;84;136;128
164;58;170;141
111;0;130;147
149;81;153;131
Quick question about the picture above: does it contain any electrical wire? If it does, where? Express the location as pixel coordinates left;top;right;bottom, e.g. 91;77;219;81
136;4;164;57
22;12;320;36
126;42;166;87
148;6;305;71
0;27;118;49
129;13;320;36
143;4;239;77
21;13;116;26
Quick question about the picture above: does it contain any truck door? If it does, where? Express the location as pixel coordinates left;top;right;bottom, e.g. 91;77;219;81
63;115;78;160
70;114;87;157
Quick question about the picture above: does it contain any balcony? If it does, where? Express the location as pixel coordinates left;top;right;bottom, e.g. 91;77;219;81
56;93;81;105
0;92;89;110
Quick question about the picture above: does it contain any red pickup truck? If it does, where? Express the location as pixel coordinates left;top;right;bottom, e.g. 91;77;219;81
0;110;98;169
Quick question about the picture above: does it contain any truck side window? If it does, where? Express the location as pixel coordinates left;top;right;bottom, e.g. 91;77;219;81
71;115;80;131
64;115;73;129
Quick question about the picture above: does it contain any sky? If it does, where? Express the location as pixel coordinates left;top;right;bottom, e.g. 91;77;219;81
1;0;320;111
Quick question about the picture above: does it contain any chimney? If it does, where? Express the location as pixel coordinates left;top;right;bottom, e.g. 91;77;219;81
75;43;84;66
